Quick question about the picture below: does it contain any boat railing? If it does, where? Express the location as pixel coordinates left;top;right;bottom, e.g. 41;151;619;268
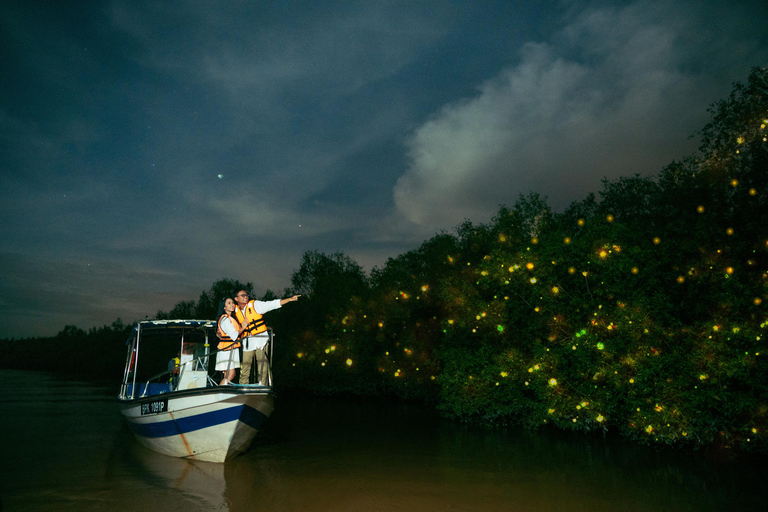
122;337;275;399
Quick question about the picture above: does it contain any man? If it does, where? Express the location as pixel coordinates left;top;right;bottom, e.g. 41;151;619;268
233;289;300;385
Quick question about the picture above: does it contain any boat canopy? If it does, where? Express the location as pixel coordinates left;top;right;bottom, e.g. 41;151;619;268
131;319;216;336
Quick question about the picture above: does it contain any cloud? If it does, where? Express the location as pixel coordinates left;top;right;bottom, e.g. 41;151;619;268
393;0;763;228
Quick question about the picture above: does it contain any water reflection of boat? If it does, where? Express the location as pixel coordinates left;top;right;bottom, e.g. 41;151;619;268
125;439;228;511
117;319;275;463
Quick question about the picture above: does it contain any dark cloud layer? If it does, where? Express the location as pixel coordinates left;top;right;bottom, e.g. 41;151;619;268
1;0;765;338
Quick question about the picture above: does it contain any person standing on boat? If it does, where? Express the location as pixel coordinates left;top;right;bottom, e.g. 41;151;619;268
216;298;246;385
234;289;300;385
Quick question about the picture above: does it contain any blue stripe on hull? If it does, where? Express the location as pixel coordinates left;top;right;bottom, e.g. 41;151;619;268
128;404;268;438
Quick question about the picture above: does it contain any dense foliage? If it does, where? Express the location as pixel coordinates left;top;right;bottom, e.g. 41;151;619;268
2;68;766;451
276;67;768;451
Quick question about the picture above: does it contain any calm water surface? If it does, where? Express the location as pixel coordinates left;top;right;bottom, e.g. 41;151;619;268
0;370;766;511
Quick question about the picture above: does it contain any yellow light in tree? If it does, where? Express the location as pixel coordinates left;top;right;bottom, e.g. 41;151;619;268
737;136;745;144
677;276;685;284
606;214;614;222
699;374;707;380
568;267;576;274
552;286;560;294
726;227;734;235
564;237;571;244
346;358;353;366
596;415;605;422
549;378;558;386
531;237;539;244
499;234;507;242
500;371;508;377
749;188;757;196
631;267;639;274
697;205;705;213
599;249;608;258
530;277;537;284
755;298;763;305
421;285;429;291
526;262;534;270
731;179;740;186
297;352;304;358
577;218;585;226
653;237;661;245
726;267;734;275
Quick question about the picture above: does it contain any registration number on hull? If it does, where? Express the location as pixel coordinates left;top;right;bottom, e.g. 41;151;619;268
140;399;168;415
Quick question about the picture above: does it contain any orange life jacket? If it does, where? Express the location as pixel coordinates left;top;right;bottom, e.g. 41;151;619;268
217;314;242;350
234;301;268;337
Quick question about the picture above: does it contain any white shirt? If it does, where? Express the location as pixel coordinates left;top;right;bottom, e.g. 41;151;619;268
239;299;282;351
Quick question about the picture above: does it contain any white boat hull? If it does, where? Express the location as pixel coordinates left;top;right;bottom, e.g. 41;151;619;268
118;387;274;463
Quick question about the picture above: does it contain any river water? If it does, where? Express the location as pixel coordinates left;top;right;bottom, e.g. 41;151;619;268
0;369;765;511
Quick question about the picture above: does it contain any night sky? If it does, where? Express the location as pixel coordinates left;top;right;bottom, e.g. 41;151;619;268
1;0;766;339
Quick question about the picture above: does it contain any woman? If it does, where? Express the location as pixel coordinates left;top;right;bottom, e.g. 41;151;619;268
216;297;246;385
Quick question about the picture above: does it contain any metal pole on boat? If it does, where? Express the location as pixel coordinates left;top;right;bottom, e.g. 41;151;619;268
204;328;210;371
268;328;274;386
174;329;186;390
131;322;142;399
120;335;135;398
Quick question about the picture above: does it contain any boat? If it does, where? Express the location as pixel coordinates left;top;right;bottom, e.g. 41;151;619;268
117;319;275;463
